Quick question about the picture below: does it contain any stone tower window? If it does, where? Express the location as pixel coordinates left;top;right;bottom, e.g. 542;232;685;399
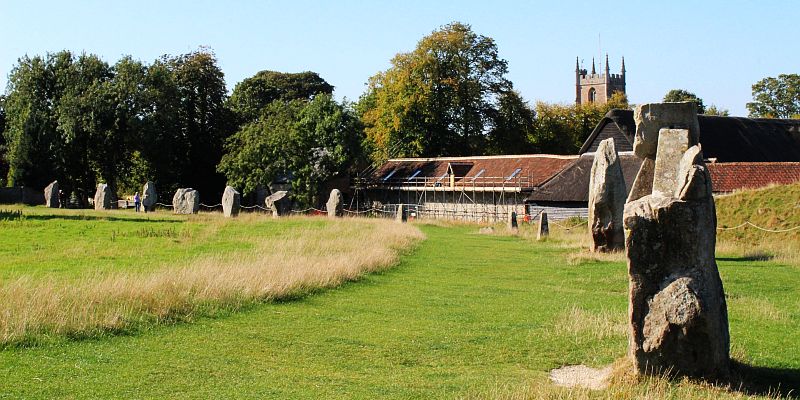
588;87;596;103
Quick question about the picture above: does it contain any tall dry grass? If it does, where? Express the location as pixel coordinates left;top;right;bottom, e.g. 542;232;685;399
0;217;423;346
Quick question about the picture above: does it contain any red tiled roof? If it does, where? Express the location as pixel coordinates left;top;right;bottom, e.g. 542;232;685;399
369;154;578;188
707;162;800;193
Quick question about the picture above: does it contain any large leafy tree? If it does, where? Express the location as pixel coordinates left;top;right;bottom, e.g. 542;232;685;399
532;92;629;154
746;74;800;119
167;49;235;199
218;94;363;207
663;89;706;114
358;22;514;163
228;71;333;122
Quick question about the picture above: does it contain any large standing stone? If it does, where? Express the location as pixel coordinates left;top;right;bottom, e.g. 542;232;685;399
94;184;112;210
173;188;200;214
222;186;241;218
326;189;342;218
142;181;157;211
588;138;626;252
507;210;518;232
625;105;729;379
536;212;549;240
264;191;290;217
44;181;59;208
632;102;700;160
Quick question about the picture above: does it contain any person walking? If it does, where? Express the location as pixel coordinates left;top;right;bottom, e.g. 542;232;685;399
134;192;141;212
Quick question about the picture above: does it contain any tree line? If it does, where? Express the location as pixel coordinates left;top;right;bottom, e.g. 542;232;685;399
1;22;798;206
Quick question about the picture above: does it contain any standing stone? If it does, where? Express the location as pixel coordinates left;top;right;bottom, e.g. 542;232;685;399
44;181;59;208
396;204;407;223
536;212;549;240
222;186;241;218
625;104;729;379
142;181;158;212
326;189;342;218
588;138;626;252
94;183;112;210
632;102;700;160
264;191;290;217
507;210;518;232
172;188;200;214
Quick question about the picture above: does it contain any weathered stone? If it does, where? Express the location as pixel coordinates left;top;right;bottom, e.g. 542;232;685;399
588;138;626;252
222;186;241;218
625;106;729;379
627;158;655;203
633;102;700;159
507;210;518;232
93;183;112;210
172;188;200;214
652;129;690;197
264;191;290;217
326;189;342;218
142;181;157;211
537;212;549;240
44;181;59;208
396;204;407;223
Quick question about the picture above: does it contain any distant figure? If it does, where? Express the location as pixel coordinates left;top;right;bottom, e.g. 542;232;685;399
134;192;141;212
58;190;67;209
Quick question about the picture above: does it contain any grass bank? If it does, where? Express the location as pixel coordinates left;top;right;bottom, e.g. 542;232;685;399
0;207;423;346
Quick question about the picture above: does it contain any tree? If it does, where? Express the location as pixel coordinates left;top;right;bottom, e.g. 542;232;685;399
746;74;800;119
218;94;364;207
359;22;513;163
704;105;730;117
0;95;7;186
531;92;629;154
167;49;235;200
486;90;537;154
663;89;706;114
228;71;333;123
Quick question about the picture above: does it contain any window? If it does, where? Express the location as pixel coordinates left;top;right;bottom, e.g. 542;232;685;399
588;87;596;103
407;170;422;181
382;170;397;182
506;168;522;181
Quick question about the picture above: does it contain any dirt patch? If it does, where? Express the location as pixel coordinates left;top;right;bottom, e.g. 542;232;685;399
549;364;612;390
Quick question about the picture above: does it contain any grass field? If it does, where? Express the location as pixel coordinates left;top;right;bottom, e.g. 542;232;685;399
0;198;798;399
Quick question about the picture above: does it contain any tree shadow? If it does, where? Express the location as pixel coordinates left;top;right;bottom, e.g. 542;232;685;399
717;253;775;262
23;214;183;224
725;360;800;398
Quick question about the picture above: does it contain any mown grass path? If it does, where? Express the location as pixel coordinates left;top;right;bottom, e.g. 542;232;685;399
1;224;798;399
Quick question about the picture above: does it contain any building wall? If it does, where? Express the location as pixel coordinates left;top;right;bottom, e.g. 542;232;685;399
576;73;625;105
364;188;527;222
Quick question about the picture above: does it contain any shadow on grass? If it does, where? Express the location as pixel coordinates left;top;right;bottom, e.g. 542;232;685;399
23;214;183;223
725;360;800;398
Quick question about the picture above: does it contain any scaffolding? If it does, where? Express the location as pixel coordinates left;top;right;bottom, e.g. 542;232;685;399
351;174;532;222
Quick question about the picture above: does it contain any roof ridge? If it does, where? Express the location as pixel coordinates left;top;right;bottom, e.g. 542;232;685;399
387;154;579;162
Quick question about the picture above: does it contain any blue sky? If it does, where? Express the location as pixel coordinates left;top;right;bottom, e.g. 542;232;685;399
1;0;797;116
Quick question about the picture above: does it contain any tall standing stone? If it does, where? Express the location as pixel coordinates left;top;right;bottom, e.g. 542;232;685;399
624;103;729;379
222;186;241;218
326;189;342;218
142;181;158;212
94;183;112;210
44;181;59;208
173;188;200;214
536;212;549;240
588;138;626;252
264;191;290;217
507;210;518;232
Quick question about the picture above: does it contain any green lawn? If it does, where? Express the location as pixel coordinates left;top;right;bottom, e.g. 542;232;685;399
0;211;798;398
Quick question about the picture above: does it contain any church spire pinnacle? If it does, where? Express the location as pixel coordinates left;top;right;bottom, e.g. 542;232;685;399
621;56;626;74
591;58;596;75
576;56;580;72
605;53;610;74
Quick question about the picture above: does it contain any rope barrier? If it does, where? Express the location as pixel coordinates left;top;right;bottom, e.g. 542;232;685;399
199;203;222;208
154;202;173;208
717;221;800;233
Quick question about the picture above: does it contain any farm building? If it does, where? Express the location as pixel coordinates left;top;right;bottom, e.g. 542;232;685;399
357;109;800;221
354;155;576;221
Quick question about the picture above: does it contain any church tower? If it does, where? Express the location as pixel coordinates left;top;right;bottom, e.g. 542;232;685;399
575;55;625;105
